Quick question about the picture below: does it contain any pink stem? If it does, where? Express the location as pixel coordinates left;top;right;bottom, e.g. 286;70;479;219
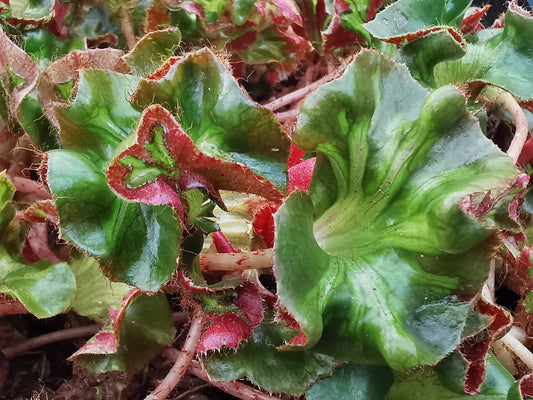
263;72;337;111
199;249;274;271
145;312;206;400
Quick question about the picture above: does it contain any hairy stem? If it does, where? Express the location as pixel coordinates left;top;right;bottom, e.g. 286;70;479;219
494;89;530;165
145;311;206;400
263;72;337;111
2;325;99;359
119;5;136;50
200;249;274;271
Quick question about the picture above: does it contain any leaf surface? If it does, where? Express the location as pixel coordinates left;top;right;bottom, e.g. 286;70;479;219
70;292;176;373
201;323;337;395
133;49;290;194
434;7;533;100
275;50;519;370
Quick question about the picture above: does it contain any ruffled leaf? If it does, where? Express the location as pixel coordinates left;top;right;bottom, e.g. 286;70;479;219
275;50;519;370
123;27;182;77
106;104;285;209
45;70;182;291
133;49;290;196
201;323;337;395
434;6;533;100
364;0;471;43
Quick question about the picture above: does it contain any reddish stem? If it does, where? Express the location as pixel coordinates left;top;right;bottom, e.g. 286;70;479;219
2;325;99;359
145;311;206;400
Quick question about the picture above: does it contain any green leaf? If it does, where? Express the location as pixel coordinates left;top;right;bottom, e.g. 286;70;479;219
0;171;76;318
364;0;471;40
54;69;140;166
46;150;181;292
386;355;521;399
434;8;533;100
18;89;59;150
133;48;290;192
201;323;337;395
71;292;176;374
0;251;76;318
9;0;54;22
69;253;132;321
399;29;466;88
276;50;518;370
22;28;85;62
307;363;394;400
123;27;182;77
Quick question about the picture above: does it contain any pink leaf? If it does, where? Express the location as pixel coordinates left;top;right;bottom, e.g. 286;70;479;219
197;312;252;353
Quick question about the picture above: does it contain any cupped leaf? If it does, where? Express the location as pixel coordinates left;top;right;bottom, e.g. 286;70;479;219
201;322;337;395
123;27;182;77
434;6;533;100
106;104;285;208
386;355;521;400
133;48;290;194
70;292;176;374
46;150;181;292
364;0;471;42
307;363;394;400
399;29;466;87
275;50;519;370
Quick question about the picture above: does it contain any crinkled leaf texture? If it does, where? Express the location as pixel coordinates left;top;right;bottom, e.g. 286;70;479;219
45;69;182;292
0;171;75;318
275;50;519;370
133;48;290;195
201;322;337;395
434;6;533;100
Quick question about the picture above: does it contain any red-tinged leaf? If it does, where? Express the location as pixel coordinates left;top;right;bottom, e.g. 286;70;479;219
17;200;58;224
366;0;382;22
45;1;71;40
39;49;130;128
255;0;303;26
288;157;315;193
21;222;64;264
252;205;277;248
504;247;532;298
107;104;284;214
520;374;533;397
235;282;263;327
144;0;171;32
324;14;365;51
461;5;491;35
110;289;143;338
73;331;118;356
288;143;305;168
212;231;238;253
197;312;252;353
458;299;512;394
197;282;263;352
0;25;39;127
518;137;533;165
